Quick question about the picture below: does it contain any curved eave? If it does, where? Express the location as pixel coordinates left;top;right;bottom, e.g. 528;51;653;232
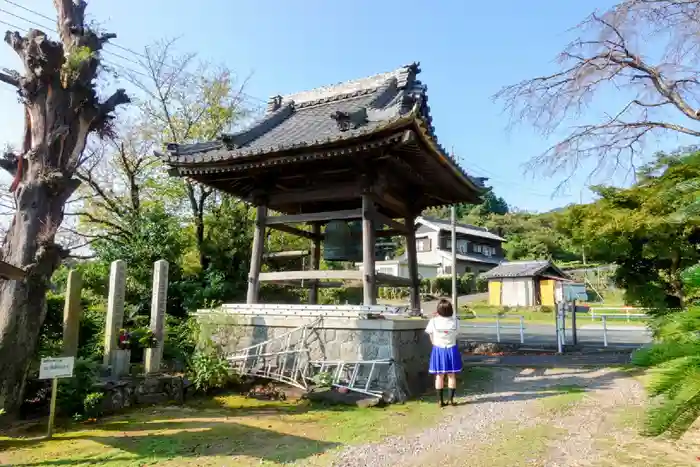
411;116;486;196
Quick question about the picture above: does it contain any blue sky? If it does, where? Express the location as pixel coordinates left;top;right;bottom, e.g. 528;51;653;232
0;0;690;211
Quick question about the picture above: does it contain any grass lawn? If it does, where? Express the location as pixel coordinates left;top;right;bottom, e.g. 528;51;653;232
0;368;493;467
460;305;649;328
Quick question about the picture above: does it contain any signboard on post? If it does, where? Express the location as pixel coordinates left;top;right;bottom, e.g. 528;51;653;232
39;356;75;439
39;357;75;380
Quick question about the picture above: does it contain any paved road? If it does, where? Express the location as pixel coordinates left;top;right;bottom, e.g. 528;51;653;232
460;322;652;349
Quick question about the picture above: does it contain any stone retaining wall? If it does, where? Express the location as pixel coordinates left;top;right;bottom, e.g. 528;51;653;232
197;314;432;400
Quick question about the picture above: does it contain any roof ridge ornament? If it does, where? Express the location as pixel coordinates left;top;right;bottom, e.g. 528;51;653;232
330;107;368;132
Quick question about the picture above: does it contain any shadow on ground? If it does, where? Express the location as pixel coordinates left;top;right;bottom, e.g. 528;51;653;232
1;416;340;466
458;355;644;406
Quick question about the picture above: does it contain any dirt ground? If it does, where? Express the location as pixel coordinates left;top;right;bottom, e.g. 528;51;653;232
1;366;698;466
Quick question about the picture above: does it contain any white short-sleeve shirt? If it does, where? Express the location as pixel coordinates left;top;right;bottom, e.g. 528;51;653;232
425;316;459;348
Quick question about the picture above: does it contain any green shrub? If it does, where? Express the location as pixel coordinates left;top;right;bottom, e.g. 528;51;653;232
57;358;100;417
83;392;104;419
188;341;235;393
632;306;700;437
475;276;488;293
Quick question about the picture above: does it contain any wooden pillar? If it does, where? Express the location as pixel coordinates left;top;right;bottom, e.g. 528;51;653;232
405;215;420;312
309;223;321;304
362;194;377;305
247;204;267;304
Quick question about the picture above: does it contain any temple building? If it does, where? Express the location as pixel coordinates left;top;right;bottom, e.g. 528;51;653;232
158;63;485;311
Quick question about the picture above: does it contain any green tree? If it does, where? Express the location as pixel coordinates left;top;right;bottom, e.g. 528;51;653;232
561;149;700;309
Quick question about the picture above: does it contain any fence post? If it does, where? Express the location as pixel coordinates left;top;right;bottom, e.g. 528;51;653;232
556;302;563;354
571;301;578;346
602;315;608;347
496;315;501;343
519;315;525;344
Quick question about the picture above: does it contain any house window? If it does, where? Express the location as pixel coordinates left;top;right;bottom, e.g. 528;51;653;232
416;238;431;252
457;239;469;254
443;265;452;275
474;244;483;253
377;266;394;275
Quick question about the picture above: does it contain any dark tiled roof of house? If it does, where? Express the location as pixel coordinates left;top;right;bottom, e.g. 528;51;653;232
480;260;569;279
159;63;482;190
416;216;506;242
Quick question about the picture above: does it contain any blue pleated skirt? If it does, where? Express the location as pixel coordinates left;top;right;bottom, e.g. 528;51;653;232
429;345;463;374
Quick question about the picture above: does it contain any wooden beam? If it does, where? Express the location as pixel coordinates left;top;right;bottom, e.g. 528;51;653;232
404;214;421;312
0;260;25;281
371;211;409;234
267;223;321;240
267;209;362;225
362;194;377;305
263;250;310;259
268;182;361;206
246;205;267;304
375;273;413;287
309;223;321;304
278;280;349;289
259;270;363;282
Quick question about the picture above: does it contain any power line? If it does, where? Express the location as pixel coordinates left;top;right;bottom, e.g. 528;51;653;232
0;7;267;104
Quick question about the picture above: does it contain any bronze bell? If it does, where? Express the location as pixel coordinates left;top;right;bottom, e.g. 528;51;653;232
323;220;363;262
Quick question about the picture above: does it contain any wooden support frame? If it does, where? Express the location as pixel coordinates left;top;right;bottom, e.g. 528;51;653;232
267;182;361;206
371;211;409;234
260;270;363;282
309;223;321;304
362;194;377;305
257;270;410;287
246;205;267;304
267;223;321;240
404;213;421;312
266;209;362;225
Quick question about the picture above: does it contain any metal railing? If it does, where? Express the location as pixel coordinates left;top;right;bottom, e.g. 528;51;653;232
585;312;649;347
587;307;649;323
460;314;526;344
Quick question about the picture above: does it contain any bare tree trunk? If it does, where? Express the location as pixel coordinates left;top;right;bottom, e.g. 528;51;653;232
0;164;75;411
186;181;212;271
0;0;129;412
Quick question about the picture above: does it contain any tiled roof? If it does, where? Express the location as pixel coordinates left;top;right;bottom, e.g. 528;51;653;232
480;260;569;279
436;250;502;265
416;216;506;242
159;63;482;190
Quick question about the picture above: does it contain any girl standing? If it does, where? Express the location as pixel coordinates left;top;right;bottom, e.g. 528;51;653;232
425;299;462;407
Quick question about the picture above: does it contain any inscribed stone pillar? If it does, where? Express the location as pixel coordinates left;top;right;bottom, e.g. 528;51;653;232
62;270;83;358
145;260;169;374
103;260;126;366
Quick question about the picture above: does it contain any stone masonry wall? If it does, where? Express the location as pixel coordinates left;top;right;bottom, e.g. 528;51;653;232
198;314;432;399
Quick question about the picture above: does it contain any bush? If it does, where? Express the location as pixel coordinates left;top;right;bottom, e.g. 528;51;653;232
475;276;488;293
57;358;101;418
631;306;700;437
82;392;104;419
188;340;236;393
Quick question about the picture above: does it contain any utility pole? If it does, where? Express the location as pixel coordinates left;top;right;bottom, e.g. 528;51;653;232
451;204;457;310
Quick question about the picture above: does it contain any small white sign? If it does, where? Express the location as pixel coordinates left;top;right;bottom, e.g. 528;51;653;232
39;357;75;380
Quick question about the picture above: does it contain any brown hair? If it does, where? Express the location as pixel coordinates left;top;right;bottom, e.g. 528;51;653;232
436;299;454;318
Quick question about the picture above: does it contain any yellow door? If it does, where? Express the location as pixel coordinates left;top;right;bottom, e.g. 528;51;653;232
540;279;555;306
488;280;502;306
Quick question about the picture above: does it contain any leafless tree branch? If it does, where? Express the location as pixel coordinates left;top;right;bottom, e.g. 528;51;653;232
494;1;700;180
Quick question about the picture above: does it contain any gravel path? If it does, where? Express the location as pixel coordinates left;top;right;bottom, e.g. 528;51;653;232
330;367;643;467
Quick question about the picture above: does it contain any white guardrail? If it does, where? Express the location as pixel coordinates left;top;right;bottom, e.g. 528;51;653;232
460;314;526;344
460;307;650;347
